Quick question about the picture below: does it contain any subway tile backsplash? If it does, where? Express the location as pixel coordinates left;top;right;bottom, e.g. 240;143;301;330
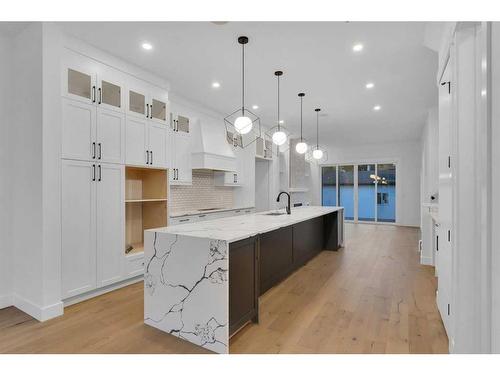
170;170;233;213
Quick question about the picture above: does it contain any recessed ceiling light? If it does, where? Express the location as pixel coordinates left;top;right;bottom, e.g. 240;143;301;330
365;82;374;89
279;120;284;124
212;82;221;88
352;43;364;52
252;105;259;110
373;105;381;111
142;42;153;50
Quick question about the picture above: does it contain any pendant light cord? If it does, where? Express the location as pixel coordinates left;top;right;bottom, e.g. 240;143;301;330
241;43;245;116
316;111;319;148
277;75;280;131
300;96;303;142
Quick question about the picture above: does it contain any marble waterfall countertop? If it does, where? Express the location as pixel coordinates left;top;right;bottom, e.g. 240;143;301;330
169;206;255;218
148;206;343;243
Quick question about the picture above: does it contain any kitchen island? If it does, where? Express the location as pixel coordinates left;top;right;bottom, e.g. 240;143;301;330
143;206;344;353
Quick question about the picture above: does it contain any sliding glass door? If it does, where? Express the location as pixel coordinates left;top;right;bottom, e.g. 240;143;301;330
357;164;376;221
321;162;396;223
376;163;396;222
338;165;354;220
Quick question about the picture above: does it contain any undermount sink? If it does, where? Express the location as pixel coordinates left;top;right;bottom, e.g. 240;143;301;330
263;212;287;216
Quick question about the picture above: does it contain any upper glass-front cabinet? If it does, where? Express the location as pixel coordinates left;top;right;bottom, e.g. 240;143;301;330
68;69;93;100
100;80;121;109
151;98;167;122
129;90;147;117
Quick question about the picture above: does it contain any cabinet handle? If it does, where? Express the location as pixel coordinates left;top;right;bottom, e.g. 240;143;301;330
98;87;102;104
179;218;190;222
198;214;206;218
150;151;153;165
147;150;150;165
176;169;178;180
92;86;96;103
92;164;96;181
175;119;178;132
146;104;149;118
98;143;102;160
235;210;241;213
92;142;96;159
98;164;101;181
150;103;153;119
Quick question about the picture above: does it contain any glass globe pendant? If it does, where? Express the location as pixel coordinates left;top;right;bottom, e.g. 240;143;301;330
295;93;308;154
272;71;287;146
234;115;252;134
313;149;324;160
313;108;324;160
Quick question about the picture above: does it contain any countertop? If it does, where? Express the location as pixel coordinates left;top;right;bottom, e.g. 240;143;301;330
169;206;255;218
149;206;344;242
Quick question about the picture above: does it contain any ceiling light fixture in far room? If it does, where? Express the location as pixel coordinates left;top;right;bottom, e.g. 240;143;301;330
295;93;308;154
352;43;364;52
224;36;261;148
306;108;328;164
212;82;220;88
365;82;374;89
252;105;259;110
141;42;153;50
373;105;381;111
267;71;289;147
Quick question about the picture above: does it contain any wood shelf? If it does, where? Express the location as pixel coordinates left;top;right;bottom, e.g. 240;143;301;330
125;198;167;203
125;167;168;256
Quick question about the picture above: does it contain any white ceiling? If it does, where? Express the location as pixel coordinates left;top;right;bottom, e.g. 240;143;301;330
61;22;437;147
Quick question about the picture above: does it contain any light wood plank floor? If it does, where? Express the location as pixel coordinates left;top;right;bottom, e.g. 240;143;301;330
230;223;448;354
0;223;448;354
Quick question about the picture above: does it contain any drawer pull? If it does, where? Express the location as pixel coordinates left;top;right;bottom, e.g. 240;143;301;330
199;214;206;218
179;218;190;222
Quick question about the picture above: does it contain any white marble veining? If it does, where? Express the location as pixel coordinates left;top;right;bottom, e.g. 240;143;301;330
149;206;343;243
169;206;255;218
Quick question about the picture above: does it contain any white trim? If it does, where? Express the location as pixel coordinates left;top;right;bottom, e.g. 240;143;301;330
420;255;434;266
0;294;13;309
12;294;63;322
63;276;143;307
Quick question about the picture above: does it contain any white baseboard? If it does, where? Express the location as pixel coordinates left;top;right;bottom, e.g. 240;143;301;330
420;255;434;266
0;294;13;309
12;294;63;322
63;275;143;307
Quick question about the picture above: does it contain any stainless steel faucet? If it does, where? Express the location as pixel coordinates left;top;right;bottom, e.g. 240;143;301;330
276;191;291;214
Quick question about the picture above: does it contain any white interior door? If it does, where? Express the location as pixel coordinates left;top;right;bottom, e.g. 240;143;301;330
437;57;453;335
125;117;148;166
148;123;167;168
62;98;96;162
97;108;125;164
62;160;97;298
96;163;125;287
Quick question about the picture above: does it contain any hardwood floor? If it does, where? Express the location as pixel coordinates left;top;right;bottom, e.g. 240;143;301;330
0;223;448;354
230;223;449;354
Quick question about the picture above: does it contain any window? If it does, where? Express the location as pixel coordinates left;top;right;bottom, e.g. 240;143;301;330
321;162;396;223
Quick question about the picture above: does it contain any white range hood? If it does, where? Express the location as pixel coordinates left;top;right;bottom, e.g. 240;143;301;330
191;117;237;172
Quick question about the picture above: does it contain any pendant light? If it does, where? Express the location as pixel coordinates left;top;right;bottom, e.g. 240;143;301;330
272;71;287;146
295;93;308;154
224;36;261;148
312;108;324;160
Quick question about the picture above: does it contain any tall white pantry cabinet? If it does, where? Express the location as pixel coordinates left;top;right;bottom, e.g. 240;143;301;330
60;49;174;300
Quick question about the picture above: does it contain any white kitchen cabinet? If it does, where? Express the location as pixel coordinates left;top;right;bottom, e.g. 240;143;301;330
214;148;245;187
62;52;96;105
62;98;96;162
62;160;97;299
96;163;125;287
127;79;169;125
255;136;273;160
170;131;192;185
62;160;125;298
125;118;168;168
96;108;125;164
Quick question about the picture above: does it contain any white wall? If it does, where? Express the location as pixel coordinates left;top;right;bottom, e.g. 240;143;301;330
0;34;12;308
321;140;422;226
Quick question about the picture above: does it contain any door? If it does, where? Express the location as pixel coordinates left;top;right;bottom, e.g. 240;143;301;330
357;164;376;221
96;163;125;287
150;87;169;125
125;117;148;166
148;123;167;168
173;132;192;184
97;108;125;164
62;98;96;162
127;79;149;119
96;66;124;113
437;57;453;334
229;236;258;336
62;160;97;298
62;52;96;104
338;165;354;220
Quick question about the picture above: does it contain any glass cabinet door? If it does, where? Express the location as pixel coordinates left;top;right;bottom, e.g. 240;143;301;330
68;68;93;101
151;99;167;122
177;115;190;133
101;80;121;109
129;90;146;117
